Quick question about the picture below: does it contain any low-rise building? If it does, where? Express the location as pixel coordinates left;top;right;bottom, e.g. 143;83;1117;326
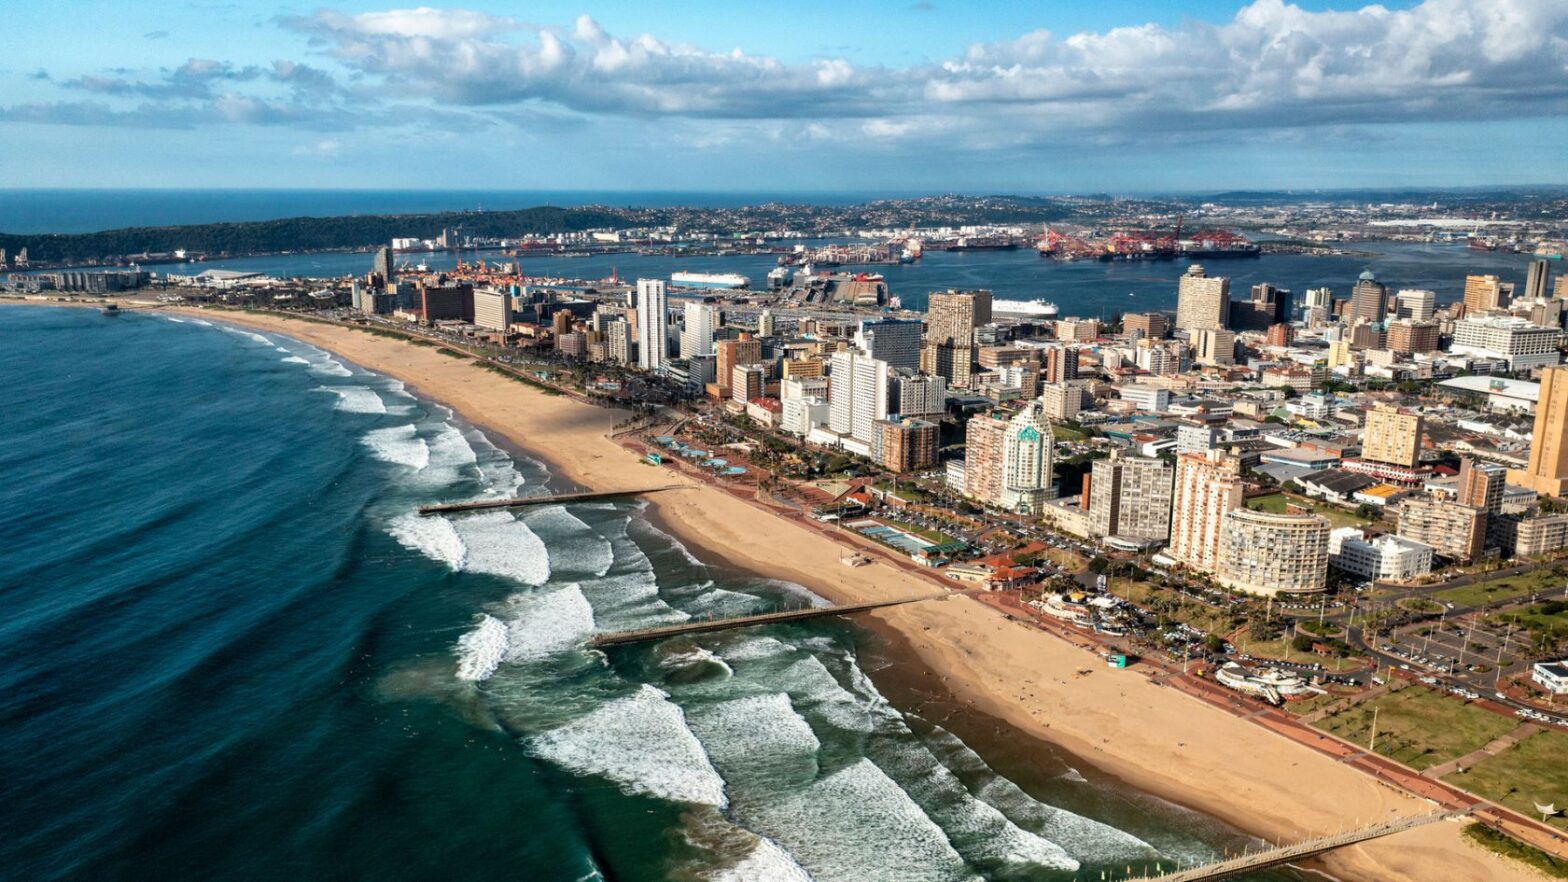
1532;661;1568;695
1328;528;1434;581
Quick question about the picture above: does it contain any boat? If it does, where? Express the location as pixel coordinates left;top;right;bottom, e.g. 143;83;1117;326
101;302;120;316
671;271;751;290
993;299;1059;319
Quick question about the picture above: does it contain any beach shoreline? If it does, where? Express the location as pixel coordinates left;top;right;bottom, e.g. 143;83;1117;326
5;300;1534;881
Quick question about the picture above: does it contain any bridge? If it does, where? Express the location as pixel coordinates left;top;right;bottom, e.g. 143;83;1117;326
1141;810;1467;881
588;595;939;648
418;486;684;515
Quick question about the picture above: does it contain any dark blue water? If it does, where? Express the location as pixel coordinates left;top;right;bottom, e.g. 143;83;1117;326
173;240;1542;316
0;306;1299;882
0;190;919;234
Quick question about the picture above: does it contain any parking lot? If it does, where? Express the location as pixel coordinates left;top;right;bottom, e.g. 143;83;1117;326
1385;611;1536;676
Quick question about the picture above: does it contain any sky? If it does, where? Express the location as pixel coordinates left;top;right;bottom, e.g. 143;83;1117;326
3;0;1567;192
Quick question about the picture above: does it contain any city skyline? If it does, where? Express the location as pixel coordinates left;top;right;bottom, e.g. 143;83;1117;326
4;0;1568;191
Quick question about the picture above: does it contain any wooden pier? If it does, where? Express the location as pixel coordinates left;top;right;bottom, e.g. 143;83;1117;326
1142;810;1466;881
417;486;683;516
588;595;939;648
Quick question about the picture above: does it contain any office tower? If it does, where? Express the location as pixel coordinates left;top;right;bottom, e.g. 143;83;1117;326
715;335;763;391
889;369;947;417
1123;312;1168;340
921;290;991;385
1394;289;1436;322
781;356;824;379
373;246;395;284
418;284;475;323
680;302;716;360
1175;264;1228;332
1192;328;1237;366
1457;457;1506;515
1464;274;1514;315
731;364;764;404
855;318;923;371
877;417;939;473
1347;270;1387;324
1216;510;1330;596
757;309;776;338
1349;321;1385;350
828;349;889;445
472;289;513;331
1229;283;1290;332
999;399;1056;513
552;308;573;338
1039;382;1083;421
1510;365;1568;497
1361;405;1423;468
1449;316;1562;370
1087;451;1174;542
1302;287;1333;311
1169;450;1245;574
1043;345;1078;383
1386;319;1439;354
635;279;668;371
1526;259;1552;302
963;413;1009;507
1394;497;1486;562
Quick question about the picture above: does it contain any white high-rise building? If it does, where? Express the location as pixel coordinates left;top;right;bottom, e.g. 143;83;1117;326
636;279;668;371
829;349;891;445
889;369;947;417
680;301;716;360
1394;289;1436;322
999;398;1056;514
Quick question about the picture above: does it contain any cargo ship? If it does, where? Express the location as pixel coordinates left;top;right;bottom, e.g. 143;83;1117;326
1180;230;1261;258
993;299;1059;319
670;271;750;290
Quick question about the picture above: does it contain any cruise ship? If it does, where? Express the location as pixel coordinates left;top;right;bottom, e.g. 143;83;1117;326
671;271;750;290
993;299;1059;319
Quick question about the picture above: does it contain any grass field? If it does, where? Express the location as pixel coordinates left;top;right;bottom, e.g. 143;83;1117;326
1246;493;1371;530
1232;633;1362;672
1435;569;1563;608
1445;728;1568;831
1312;686;1516;771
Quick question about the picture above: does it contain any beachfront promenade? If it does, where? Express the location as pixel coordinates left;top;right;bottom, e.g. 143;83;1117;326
1144;810;1467;881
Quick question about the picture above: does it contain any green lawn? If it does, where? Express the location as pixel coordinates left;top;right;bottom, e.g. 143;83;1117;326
1445;729;1568;831
1246;493;1370;530
1312;687;1516;771
1435;571;1562;609
1051;425;1088;442
1486;604;1568;654
885;518;960;546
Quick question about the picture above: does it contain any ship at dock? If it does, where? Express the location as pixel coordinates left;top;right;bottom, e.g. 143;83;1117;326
670;271;750;290
993;298;1059;319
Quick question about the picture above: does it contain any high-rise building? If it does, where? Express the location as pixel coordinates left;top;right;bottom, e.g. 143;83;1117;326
1464;274;1514;315
1229;283;1290;332
472;289;513;332
1175;264;1228;332
1265;323;1295;347
828;349;889;445
373;246;395;285
999;399;1056;513
1394;497;1486;562
1511;365;1568;497
1449;316;1562;370
1169;450;1245;574
1386;319;1439;354
1394;289;1436;322
1457;457;1506;514
715;335;763;392
1043;346;1078;384
855;318;923;371
1039;382;1083;421
1123;312;1168;340
1361;405;1423;468
731;364;764;404
552;308;573;338
921;290;991;385
635;279;668;372
1192;328;1236;366
889;369;947;417
1087;451;1174;542
606;319;635;365
1526;259;1552;302
680;302;717;360
757;309;776;338
1217;510;1330;596
1347;271;1387;325
1556;276;1568;301
877;417;939;473
962;412;1009;508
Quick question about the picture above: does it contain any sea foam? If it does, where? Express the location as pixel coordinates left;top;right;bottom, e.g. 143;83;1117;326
502;584;596;661
387;513;465;570
454;614;510;681
451;511;551;586
361;425;430;470
321;386;387;414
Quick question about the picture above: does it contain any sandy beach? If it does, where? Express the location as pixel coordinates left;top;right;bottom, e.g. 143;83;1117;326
129;306;1537;881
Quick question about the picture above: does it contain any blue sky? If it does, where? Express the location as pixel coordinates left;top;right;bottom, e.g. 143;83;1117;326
3;0;1566;192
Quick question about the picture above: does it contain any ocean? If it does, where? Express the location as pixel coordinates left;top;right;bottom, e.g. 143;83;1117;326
0;306;1298;882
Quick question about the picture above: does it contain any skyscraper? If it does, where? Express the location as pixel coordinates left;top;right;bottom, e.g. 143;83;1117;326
635;279;668;372
1510;365;1568;497
963;412;1009;508
828;348;889;445
1394;288;1436;322
1361;405;1423;468
1526;259;1552;302
1175;265;1228;332
999;399;1056;513
1347;270;1387;324
855;318;923;371
1228;283;1290;331
680;301;716;360
1457;457;1506;515
1087;451;1174;542
1169;450;1245;574
1464;274;1514;316
373;246;395;285
921;290;991;386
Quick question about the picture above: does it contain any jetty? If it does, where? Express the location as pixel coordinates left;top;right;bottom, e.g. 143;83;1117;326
418;485;683;515
588;595;938;648
1143;810;1466;881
